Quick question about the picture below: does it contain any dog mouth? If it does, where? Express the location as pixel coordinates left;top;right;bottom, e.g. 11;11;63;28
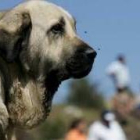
43;50;96;116
43;62;94;116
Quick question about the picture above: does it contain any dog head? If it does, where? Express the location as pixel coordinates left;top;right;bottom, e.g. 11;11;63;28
0;1;97;92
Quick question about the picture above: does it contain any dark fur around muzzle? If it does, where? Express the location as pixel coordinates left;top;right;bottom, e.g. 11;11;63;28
66;41;97;78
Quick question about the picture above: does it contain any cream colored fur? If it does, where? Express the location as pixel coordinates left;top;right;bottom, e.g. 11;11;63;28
0;1;96;140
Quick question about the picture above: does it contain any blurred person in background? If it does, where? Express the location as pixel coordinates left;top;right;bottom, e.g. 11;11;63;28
106;55;134;123
65;119;87;140
88;110;127;140
107;55;130;92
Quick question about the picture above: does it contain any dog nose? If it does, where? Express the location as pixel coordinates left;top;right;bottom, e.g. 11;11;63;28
86;48;97;60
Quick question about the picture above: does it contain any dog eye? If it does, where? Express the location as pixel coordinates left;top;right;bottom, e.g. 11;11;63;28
51;24;64;34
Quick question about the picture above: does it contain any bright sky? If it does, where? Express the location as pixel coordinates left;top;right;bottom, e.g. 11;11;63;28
0;0;140;103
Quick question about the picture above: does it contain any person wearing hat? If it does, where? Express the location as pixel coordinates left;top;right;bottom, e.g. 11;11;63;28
88;110;126;140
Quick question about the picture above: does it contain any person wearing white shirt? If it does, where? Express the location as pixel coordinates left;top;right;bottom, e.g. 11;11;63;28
106;55;130;92
88;110;127;140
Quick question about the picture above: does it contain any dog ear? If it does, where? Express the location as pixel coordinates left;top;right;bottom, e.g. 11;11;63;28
0;11;31;62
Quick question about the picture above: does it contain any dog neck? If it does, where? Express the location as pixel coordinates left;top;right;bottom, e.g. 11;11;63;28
0;57;61;124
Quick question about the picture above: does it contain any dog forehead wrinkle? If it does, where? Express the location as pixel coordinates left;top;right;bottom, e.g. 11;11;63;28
24;0;71;16
25;4;65;27
30;0;73;20
23;1;73;23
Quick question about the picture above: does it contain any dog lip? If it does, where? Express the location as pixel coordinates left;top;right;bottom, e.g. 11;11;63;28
70;64;93;79
43;68;70;116
66;54;96;79
43;70;61;115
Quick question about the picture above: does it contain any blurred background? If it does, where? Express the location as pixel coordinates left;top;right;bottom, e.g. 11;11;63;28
1;0;140;140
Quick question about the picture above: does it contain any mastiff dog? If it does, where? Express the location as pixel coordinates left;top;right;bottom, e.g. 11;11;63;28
0;0;97;139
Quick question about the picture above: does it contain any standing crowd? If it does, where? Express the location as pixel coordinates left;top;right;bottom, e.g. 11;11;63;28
65;110;126;140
